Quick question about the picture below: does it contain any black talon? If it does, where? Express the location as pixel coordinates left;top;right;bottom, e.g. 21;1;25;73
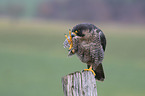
68;48;74;51
68;48;75;56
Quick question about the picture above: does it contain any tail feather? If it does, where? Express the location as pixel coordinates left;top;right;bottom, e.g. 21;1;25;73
88;63;105;81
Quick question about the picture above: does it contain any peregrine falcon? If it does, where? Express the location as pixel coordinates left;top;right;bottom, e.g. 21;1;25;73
63;23;106;81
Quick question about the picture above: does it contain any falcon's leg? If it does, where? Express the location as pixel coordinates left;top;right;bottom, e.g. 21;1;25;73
64;35;70;44
84;65;96;76
64;30;75;53
68;29;73;50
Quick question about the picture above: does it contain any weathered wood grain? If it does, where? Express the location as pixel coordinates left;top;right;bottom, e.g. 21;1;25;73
62;71;97;96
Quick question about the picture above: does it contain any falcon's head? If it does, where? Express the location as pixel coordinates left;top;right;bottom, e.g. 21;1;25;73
63;23;99;48
71;23;98;37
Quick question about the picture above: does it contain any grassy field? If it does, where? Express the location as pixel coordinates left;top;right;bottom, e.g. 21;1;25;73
0;19;145;96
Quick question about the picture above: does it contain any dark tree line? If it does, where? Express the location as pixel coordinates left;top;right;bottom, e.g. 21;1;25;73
0;0;145;23
36;0;145;23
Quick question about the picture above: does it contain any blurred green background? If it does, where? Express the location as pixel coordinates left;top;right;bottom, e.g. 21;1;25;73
0;0;145;96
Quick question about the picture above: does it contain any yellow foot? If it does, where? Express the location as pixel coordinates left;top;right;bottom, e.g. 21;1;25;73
69;29;73;50
64;29;73;50
65;34;70;44
84;66;96;76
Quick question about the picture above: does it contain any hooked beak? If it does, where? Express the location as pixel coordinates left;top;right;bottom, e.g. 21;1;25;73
71;33;76;37
71;32;77;37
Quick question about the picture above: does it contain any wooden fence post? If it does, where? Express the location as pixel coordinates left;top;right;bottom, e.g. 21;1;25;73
62;71;98;96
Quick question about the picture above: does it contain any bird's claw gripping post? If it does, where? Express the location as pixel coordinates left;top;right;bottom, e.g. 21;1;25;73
84;65;96;76
64;29;75;53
